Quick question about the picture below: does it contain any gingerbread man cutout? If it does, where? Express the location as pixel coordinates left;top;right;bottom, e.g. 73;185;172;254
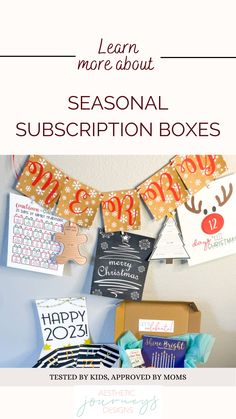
55;222;87;265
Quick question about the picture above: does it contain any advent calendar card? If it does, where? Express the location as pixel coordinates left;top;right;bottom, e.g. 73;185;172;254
7;193;64;276
91;229;155;300
178;174;236;265
36;297;90;356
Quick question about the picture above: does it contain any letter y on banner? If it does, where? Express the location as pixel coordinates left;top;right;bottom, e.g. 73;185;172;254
170;155;227;194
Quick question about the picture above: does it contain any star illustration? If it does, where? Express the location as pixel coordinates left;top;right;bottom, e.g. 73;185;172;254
44;344;51;351
84;338;91;345
121;233;131;244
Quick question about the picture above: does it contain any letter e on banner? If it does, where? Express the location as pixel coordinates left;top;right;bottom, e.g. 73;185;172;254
56;177;102;227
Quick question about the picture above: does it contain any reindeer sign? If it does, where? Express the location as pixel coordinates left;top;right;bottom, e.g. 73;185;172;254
177;174;236;266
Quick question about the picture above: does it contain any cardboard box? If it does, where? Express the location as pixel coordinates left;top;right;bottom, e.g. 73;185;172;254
114;300;201;341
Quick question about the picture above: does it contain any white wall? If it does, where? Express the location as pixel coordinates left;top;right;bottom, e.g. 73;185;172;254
0;155;236;367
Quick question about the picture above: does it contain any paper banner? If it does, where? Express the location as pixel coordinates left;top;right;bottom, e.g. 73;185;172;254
101;189;141;232
177;173;236;265
7;193;64;276
171;155;227;194
36;297;90;353
138;165;189;220
56;177;102;228
16;155;68;210
90;229;155;300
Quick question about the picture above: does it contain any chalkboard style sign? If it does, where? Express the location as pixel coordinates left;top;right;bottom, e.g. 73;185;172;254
90;229;155;300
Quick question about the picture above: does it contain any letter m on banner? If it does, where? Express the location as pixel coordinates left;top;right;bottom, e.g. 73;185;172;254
16;155;68;209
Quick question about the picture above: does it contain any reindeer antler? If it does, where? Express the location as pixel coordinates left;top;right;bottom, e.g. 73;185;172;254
215;183;233;207
184;196;202;214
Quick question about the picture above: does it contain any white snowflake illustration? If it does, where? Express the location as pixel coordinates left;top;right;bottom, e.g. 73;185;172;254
26;185;31;192
65;186;71;193
39;158;47;168
38;199;45;206
195;179;201;186
112;211;118;217
144;179;152;187
54;170;63;180
155;196;161;203
159;206;165;213
139;239;151;251
101;242;109;250
165;195;173;204
125;190;134;196
130;291;140;301
138;265;145;273
36;186;44;196
25;170;30;177
90;189;98;198
120;215;127;224
64;209;69;215
108;192;117;198
111;222;117;228
183;173;189;179
86;208;94;217
62;195;67;201
92;289;103;296
99;231;114;239
72;181;80;190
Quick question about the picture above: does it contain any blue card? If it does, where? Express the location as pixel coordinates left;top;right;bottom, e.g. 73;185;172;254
142;336;187;368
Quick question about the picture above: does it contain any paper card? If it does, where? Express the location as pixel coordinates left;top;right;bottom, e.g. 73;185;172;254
101;189;141;232
125;349;145;368
54;222;87;265
56;177;102;228
142;336;187;368
90;229;155;300
149;216;190;260
138;164;189;220
177;174;236;265
7;193;64;276
16;155;68;210
171;155;227;194
36;297;90;352
139;319;175;333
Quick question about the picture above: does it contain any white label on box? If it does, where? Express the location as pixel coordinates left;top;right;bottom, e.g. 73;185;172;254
139;319;174;333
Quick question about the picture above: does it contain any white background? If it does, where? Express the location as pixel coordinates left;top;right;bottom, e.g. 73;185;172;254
0;0;236;154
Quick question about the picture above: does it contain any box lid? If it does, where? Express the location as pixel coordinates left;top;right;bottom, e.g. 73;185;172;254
114;300;201;341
